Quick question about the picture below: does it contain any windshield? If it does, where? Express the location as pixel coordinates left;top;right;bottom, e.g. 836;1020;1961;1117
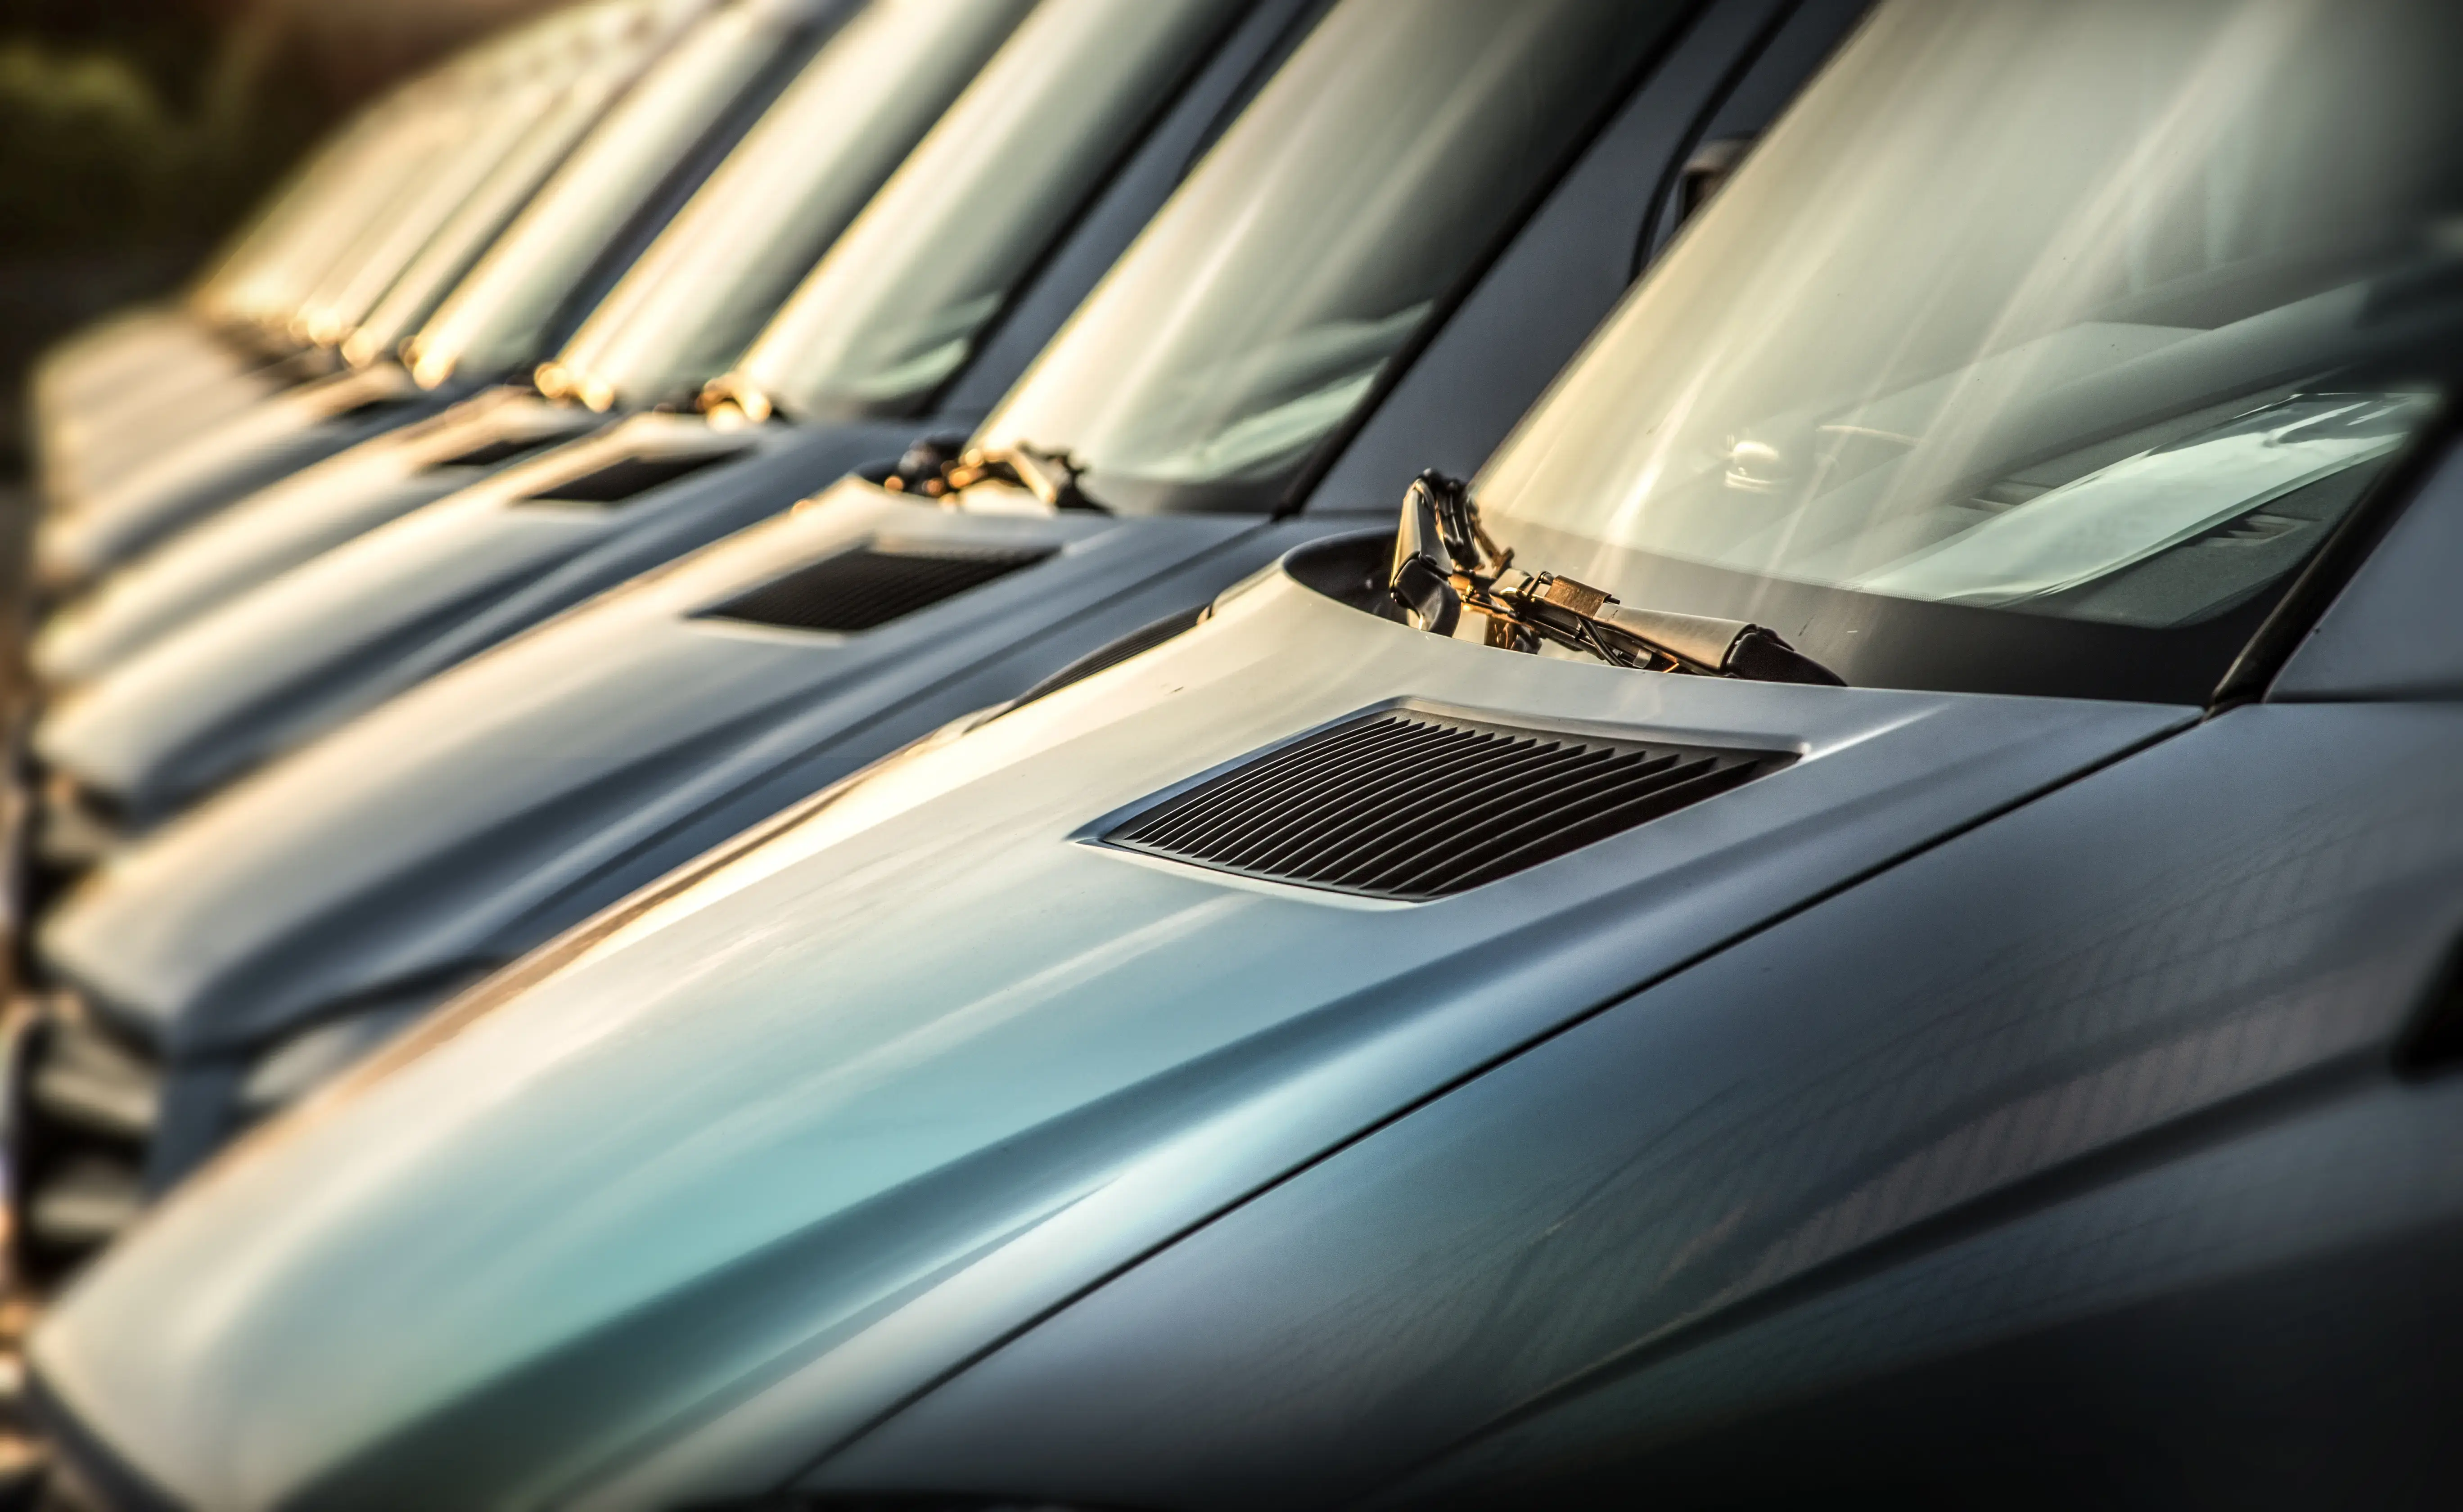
405;0;820;388
968;0;1690;515
728;0;1248;421
194;87;426;328
1476;0;2463;703
342;10;664;369
295;81;562;347
204;86;473;335
202;0;687;339
550;0;1039;410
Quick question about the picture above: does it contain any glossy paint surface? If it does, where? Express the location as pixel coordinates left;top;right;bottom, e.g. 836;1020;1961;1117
31;549;2186;1509
42;480;1272;1049
822;697;2463;1507
31;307;223;454
27;0;1760;1036
34;335;283;514
2274;448;2463;701
32;413;816;819
33;391;609;685
32;362;440;588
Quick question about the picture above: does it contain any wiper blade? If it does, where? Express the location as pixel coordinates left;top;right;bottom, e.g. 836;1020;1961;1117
883;436;1105;513
1387;470;1844;687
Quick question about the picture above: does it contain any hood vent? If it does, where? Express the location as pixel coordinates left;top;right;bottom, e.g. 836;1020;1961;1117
429;435;558;470
522;450;741;506
702;542;1056;634
1108;710;1791;900
331;394;418;423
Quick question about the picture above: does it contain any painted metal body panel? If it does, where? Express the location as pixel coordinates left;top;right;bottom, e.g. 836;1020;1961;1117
820;698;2463;1508
33;307;228;442
18;0;1867;1225
32;390;610;685
27;2;2463;1502
2274;449;2463;701
34;338;287;515
27;553;2187;1510
44;484;1283;1050
31;363;458;588
33;415;858;822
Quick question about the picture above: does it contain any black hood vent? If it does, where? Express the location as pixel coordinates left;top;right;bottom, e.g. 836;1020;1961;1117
702;541;1057;634
429;435;558;470
331;394;419;423
523;450;742;505
1107;710;1791;899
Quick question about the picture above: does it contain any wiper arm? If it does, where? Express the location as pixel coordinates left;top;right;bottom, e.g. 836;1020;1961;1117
696;370;784;427
1387;471;1844;687
882;437;1105;513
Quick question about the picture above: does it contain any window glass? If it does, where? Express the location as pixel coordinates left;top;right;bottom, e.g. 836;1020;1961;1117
296;83;558;346
970;0;1689;514
406;0;816;387
207;89;470;331
1475;0;2463;701
552;0;1040;409
728;0;1247;421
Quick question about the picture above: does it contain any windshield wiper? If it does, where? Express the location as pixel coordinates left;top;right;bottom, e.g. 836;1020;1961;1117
882;436;1104;512
1388;470;1844;686
696;371;785;427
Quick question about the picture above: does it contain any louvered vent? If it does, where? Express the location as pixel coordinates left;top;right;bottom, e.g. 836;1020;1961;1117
523;451;741;505
1108;710;1791;899
702;542;1056;634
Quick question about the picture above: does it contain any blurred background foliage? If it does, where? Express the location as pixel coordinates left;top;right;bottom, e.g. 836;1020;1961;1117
0;3;235;258
0;0;575;257
0;0;573;471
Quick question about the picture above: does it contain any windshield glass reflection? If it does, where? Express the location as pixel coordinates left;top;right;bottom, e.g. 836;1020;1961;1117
727;0;1247;422
552;0;1041;409
969;0;1689;515
1474;0;2463;700
342;2;676;367
405;0;812;387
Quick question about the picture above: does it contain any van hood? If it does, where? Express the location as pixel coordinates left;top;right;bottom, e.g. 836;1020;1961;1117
30;418;899;824
31;536;2191;1511
33;389;609;686
32;362;454;591
39;480;1290;1057
36;342;288;512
